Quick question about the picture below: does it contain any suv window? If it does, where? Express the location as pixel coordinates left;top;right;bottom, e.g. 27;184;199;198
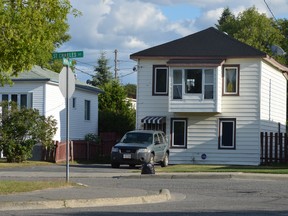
158;133;164;143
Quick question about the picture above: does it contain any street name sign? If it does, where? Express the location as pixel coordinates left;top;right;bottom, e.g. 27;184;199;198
52;51;84;59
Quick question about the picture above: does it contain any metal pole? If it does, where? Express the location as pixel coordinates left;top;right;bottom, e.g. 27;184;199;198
65;64;70;183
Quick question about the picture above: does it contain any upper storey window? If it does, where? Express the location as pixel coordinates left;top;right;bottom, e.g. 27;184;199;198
153;65;168;96
223;65;240;96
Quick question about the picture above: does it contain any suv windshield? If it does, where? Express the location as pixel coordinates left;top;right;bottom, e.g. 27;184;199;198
121;133;153;144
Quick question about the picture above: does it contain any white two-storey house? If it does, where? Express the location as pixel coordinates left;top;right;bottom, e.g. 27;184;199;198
130;27;288;165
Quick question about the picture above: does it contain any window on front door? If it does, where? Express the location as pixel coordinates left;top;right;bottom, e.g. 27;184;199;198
219;118;236;149
171;118;187;148
153;65;168;95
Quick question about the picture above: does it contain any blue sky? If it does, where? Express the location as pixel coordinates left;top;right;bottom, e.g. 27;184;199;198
59;0;288;84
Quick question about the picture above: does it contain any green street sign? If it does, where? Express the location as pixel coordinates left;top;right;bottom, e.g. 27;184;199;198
52;51;84;59
63;58;73;66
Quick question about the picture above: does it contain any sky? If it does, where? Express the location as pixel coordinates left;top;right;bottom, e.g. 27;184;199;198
58;0;288;84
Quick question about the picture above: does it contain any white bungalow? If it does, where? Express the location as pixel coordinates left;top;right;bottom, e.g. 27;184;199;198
0;65;103;141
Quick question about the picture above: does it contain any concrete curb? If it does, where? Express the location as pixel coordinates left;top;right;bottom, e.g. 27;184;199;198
0;189;171;211
118;172;288;181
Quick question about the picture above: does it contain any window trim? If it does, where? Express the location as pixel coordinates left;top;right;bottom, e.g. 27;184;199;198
222;64;240;96
170;118;187;148
218;118;236;150
152;65;168;96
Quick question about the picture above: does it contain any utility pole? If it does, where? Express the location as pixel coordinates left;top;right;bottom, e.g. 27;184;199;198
114;49;118;79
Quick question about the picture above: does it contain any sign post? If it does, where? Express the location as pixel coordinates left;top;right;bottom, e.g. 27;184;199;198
54;51;83;182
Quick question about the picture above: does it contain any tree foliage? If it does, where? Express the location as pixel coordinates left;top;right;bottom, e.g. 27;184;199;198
88;52;135;135
0;101;57;162
87;52;113;86
0;0;80;85
216;7;287;65
124;83;137;99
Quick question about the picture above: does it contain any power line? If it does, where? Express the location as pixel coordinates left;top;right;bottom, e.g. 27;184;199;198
264;0;277;22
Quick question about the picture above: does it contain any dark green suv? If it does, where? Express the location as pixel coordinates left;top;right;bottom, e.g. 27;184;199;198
111;130;169;168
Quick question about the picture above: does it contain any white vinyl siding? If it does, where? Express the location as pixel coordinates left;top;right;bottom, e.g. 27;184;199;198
136;60;170;131
260;61;287;133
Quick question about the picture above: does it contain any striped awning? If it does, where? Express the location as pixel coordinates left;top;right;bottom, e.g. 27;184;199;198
141;116;166;124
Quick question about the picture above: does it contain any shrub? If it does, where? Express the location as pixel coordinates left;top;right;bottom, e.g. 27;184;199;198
0;101;57;162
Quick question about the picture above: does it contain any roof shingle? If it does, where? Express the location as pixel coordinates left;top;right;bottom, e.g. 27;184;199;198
130;27;266;59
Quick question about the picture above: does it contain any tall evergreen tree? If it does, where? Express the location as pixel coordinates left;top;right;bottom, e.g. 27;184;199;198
87;52;113;87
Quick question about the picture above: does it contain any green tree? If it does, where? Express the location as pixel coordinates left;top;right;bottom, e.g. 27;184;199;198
0;0;80;85
216;7;287;64
87;52;113;86
98;80;135;135
124;83;137;99
0;101;57;162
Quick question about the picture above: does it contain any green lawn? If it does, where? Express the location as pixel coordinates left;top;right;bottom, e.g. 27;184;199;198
0;180;75;195
157;164;288;174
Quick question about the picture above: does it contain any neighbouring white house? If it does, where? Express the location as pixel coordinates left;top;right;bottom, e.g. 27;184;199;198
130;27;288;165
0;65;103;142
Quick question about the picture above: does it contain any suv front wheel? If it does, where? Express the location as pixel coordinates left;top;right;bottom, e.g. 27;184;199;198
161;153;169;167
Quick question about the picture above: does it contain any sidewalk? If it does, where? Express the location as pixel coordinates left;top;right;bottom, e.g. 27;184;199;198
1;168;288;211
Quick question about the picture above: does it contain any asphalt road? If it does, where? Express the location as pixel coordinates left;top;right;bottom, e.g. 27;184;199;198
1;164;288;216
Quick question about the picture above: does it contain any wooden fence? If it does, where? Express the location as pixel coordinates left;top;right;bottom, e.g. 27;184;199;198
41;132;121;163
260;132;288;164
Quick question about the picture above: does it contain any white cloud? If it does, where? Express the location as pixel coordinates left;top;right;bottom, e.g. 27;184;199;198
63;0;288;84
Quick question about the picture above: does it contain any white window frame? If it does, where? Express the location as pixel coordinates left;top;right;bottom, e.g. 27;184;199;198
171;68;215;100
0;93;33;108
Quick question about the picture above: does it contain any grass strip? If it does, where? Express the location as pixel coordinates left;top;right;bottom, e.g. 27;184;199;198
156;164;288;174
0;180;75;195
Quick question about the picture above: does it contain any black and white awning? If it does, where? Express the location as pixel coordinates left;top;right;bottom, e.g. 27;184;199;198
141;116;166;124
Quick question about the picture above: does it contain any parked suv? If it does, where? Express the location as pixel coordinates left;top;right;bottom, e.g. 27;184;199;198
111;130;169;168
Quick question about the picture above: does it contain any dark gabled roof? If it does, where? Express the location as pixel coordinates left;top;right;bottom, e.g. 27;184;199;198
11;65;104;94
130;27;266;59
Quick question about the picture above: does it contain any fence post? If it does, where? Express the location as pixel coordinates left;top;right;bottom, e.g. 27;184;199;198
269;132;273;164
279;133;283;163
265;132;268;165
260;132;264;164
284;133;288;162
275;133;278;163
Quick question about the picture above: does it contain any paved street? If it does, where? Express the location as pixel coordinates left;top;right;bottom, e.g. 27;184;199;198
1;164;288;215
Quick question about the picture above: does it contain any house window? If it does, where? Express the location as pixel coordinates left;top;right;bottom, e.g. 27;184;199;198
185;69;202;93
84;100;90;120
204;69;214;99
173;69;182;99
172;68;214;100
171;118;187;148
72;97;76;109
219;118;236;149
153;65;168;95
223;65;239;95
0;93;32;108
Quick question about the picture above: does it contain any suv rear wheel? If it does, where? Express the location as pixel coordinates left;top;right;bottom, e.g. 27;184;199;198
161;153;169;167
